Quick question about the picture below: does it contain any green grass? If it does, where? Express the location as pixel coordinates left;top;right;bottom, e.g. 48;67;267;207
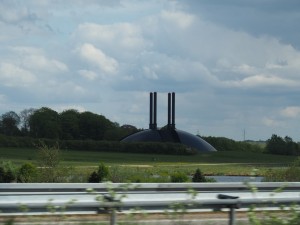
0;147;295;165
0;147;295;177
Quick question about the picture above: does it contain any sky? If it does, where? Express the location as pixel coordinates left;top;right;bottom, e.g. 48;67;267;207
1;0;300;141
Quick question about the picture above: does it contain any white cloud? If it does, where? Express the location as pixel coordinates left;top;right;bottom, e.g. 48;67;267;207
232;64;258;75
77;43;119;74
161;10;195;29
23;55;68;73
11;46;42;55
31;81;88;102
73;22;149;54
0;4;33;23
280;107;300;118
143;66;158;80
135;51;216;89
262;117;281;127
78;70;98;81
54;105;87;113
225;74;300;88
0;62;36;87
10;46;68;73
75;23;115;42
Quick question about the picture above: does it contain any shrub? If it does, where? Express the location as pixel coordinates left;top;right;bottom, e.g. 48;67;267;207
88;162;109;183
17;162;38;183
263;157;300;182
36;142;63;182
36;142;61;168
97;162;109;181
0;161;17;183
192;168;206;182
88;171;100;183
170;172;189;183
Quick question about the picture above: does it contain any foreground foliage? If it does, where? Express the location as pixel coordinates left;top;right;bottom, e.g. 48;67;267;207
263;157;300;182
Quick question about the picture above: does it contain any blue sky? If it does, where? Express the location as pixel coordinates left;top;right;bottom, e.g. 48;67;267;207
1;0;300;141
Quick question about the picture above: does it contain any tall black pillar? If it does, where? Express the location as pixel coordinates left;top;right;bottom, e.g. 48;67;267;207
153;92;157;129
172;92;175;129
149;92;153;129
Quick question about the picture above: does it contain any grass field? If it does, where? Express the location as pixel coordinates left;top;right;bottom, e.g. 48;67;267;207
0;147;296;177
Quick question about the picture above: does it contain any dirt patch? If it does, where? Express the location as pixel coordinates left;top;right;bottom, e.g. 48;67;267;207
120;164;153;168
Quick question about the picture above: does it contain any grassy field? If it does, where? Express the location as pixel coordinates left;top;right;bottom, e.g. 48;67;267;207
0;147;296;177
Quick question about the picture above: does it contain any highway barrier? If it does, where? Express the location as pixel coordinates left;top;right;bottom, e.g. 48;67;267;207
1;182;300;225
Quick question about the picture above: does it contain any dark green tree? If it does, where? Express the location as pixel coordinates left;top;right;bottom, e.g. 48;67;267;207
0;111;21;136
192;168;206;182
103;122;136;141
29;107;60;139
19;108;36;136
284;136;300;155
79;112;114;140
265;134;286;155
265;134;299;155
59;109;80;140
201;136;238;151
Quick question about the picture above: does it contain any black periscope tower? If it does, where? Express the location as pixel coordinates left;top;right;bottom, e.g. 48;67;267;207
121;92;216;152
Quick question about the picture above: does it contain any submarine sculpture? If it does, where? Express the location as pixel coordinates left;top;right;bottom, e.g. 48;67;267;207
121;92;217;152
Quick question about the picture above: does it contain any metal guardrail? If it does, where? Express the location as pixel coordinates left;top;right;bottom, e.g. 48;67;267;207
1;182;300;225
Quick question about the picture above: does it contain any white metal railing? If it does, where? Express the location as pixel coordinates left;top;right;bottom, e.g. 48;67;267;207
1;182;300;225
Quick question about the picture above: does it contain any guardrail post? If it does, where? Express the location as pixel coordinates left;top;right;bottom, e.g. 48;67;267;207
217;194;239;225
110;209;117;225
229;206;235;225
104;195;119;225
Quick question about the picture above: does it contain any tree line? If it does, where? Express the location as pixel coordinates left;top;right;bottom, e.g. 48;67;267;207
1;107;299;156
265;134;300;156
0;107;137;141
203;134;300;156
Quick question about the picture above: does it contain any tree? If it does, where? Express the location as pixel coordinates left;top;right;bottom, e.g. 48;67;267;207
284;136;300;155
192;168;206;182
265;134;286;155
79;112;114;140
103;122;134;141
0;111;21;136
29;107;60;139
19;108;36;136
265;134;299;155
59;109;80;140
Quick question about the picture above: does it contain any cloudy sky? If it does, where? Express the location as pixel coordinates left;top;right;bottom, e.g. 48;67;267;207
1;0;300;141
